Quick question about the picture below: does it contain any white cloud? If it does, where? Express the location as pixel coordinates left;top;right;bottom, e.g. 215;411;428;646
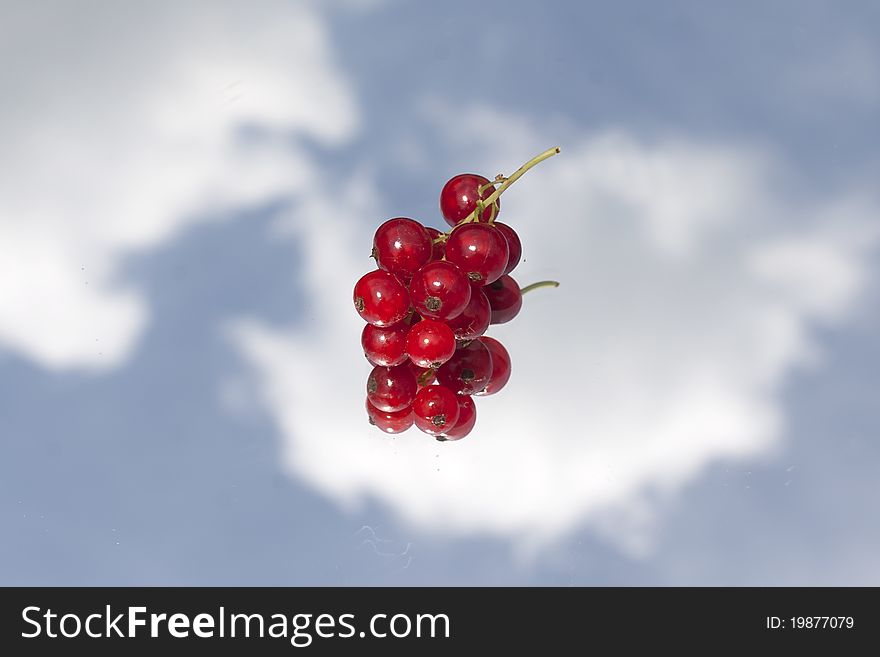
231;104;877;555
0;0;357;369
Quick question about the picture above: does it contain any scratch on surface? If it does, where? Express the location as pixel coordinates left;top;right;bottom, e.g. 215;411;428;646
355;526;414;569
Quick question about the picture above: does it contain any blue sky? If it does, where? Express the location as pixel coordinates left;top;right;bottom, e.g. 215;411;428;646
1;0;878;585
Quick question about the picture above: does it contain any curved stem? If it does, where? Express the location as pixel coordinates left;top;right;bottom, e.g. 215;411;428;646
520;280;560;295
477;181;497;196
460;146;561;224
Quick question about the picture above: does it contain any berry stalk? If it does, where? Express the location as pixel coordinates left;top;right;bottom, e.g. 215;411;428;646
462;146;561;225
520;280;560;295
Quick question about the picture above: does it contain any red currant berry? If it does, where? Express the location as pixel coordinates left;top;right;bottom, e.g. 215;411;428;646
439;174;500;227
373;217;432;278
493;222;522;275
474;336;511;396
409;260;471;320
405;319;456;368
353;270;410;327
445;286;490;339
484;274;522;324
361;323;408;367
442;396;476;441
424;227;446;261
436;340;493;396
412;385;460;435
366;364;418;413
366;400;414;434
444;223;509;285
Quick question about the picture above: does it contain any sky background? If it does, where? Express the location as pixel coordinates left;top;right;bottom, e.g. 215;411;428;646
1;0;878;585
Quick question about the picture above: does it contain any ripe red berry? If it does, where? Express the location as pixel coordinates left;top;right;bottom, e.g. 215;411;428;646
353;270;410;327
366;400;414;434
412;385;460;435
424;227;446;261
367;364;418;413
444;223;509;285
361;323;408;367
442;396;477;441
445;286;490;339
405;319;456;368
440;174;500;226
409;260;471;320
436;340;493;396
474;337;511;396
484;274;522;324
373;217;432;278
493;222;522;275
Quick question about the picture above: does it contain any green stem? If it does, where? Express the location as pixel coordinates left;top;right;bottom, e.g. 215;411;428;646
460;146;561;225
417;368;437;387
520;280;560;295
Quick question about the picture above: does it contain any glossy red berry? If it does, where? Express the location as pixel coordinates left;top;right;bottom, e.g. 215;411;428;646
409;260;471;320
361;323;408;367
440;174;499;227
424;227;446;261
373;217;432;278
444;223;509;285
484;274;522;324
412;385;460;435
354;270;410;327
366;400;414;434
445;286;491;339
474;336;511;396
436;340;493;396
494;222;522;275
405;319;456;368
442;396;477;441
367;364;418;413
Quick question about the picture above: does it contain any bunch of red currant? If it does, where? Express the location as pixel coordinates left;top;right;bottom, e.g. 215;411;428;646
353;148;560;441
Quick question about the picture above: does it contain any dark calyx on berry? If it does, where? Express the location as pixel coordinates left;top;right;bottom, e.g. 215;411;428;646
436;339;493;395
409;260;471;320
444;223;509;286
412;385;460;435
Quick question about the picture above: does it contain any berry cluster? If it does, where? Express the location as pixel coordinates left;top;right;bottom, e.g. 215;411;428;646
353;148;560;441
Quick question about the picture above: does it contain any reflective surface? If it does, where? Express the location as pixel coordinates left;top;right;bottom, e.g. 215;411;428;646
1;0;878;585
